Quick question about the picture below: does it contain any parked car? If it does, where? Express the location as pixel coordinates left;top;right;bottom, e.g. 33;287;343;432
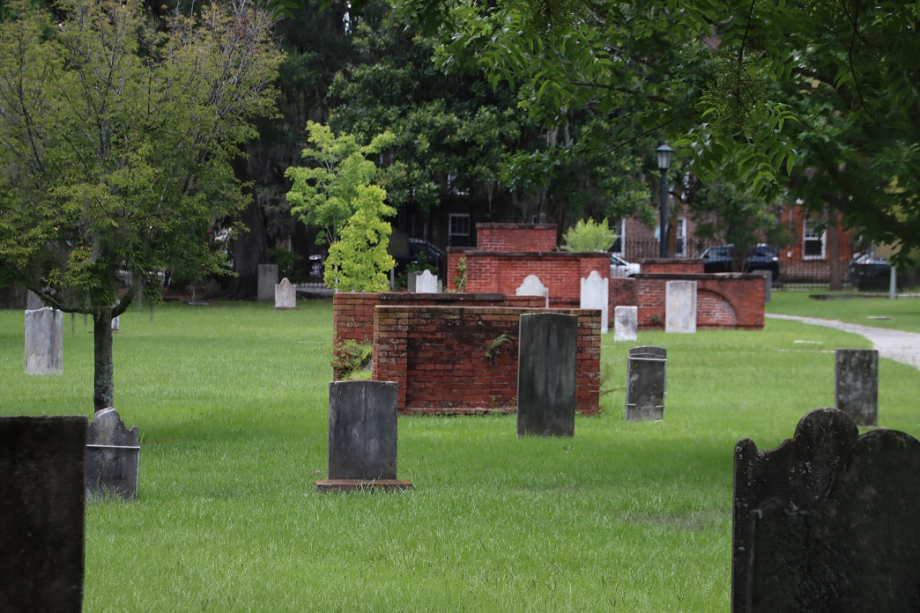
392;238;447;280
610;254;640;278
847;253;895;291
701;244;780;279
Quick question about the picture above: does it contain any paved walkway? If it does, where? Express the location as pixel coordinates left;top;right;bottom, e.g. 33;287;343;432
766;314;920;370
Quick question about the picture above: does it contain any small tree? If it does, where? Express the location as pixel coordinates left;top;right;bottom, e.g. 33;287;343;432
0;0;282;412
561;218;618;252
286;122;396;291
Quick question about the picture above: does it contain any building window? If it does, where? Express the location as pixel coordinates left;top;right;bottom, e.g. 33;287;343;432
449;214;471;247
803;217;825;259
610;218;625;254
675;217;687;257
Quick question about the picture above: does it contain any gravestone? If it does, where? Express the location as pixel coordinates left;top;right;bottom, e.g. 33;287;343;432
516;274;549;308
26;290;44;310
85;408;140;500
0;415;87;612
732;408;920;613
408;271;421;293
625;346;666;421
835;349;878;426
316;381;412;491
517;313;577;437
274;277;297;309
580;270;609;333
614;306;638;342
257;264;278;303
111;315;120;332
25;307;63;375
757;270;772;303
416;270;439;294
665;280;696;333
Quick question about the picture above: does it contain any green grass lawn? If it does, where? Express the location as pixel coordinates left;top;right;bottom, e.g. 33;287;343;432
768;291;920;333
1;300;918;611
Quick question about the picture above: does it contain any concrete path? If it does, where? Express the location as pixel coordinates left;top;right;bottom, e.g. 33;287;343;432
766;313;920;370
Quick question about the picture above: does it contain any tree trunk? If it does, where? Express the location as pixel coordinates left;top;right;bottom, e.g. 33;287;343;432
826;204;842;291
93;309;114;413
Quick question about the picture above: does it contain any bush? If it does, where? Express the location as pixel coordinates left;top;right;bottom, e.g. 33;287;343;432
561;218;617;252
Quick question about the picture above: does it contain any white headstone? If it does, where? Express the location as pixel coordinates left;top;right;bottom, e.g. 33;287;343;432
757;270;772;303
25;307;63;375
111;316;120;332
580;270;609;333
516;275;549;308
614;306;638;342
257;264;278;303
416;270;439;294
274;278;297;309
665;280;697;333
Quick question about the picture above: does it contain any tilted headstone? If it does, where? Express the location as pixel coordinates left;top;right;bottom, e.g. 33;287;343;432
757;270;772;303
317;381;411;491
665;280;696;333
25;307;63;375
625;346;666;421
85;408;140;500
614;306;638;342
580;270;609;333
257;264;278;303
26;290;44;310
416;270;439;294
274;277;297;309
835;349;878;426
732;408;920;612
0;416;87;612
517;313;577;437
516;274;549;308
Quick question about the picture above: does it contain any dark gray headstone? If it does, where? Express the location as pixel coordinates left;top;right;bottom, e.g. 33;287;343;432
26;290;44;310
835;349;878;426
757;270;772;303
328;381;399;480
732;408;920;612
257;264;278;303
0;416;87;612
625;346;667;421
517;313;577;437
85;408;140;500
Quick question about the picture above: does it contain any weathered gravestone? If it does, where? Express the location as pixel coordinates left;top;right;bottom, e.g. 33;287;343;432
835;349;878;426
0;416;87;612
516;274;549;308
625;346;666;421
614;306;638;342
416;270;439;294
517;313;577;437
274;277;297;309
665;280;696;333
407;271;421;293
316;381;412;492
732;408;920;613
580;270;609;333
25;306;63;375
257;264;278;303
26;290;44;310
757;270;772;303
85;408;140;500
111;315;120;332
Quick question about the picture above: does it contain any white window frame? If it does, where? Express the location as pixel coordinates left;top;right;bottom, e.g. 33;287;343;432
449;214;471;239
610;218;626;255
803;217;826;260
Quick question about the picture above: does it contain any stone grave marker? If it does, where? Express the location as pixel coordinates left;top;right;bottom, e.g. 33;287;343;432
85;408;140;500
732;408;920;612
515;274;549;308
517;313;577;437
580;270;609;333
407;271;421;293
757;270;772;303
25;306;63;375
257;264;278;303
665;280;696;333
614;306;638;342
416;270;439;294
625;346;666;421
835;349;878;426
274;277;297;309
316;381;412;492
111;315;120;332
26;290;44;310
0;415;87;612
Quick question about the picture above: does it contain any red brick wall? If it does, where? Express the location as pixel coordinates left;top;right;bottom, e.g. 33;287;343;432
640;259;705;274
632;274;765;329
455;252;610;308
477;223;558;252
373;306;601;415
609;278;638;320
332;292;545;379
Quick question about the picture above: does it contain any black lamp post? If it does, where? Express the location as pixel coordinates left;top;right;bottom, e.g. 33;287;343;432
657;144;674;258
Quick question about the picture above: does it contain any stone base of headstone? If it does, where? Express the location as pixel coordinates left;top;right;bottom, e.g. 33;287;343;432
85;408;140;501
315;479;414;492
835;349;878;426
625;346;666;421
0;415;87;611
517;313;577;437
